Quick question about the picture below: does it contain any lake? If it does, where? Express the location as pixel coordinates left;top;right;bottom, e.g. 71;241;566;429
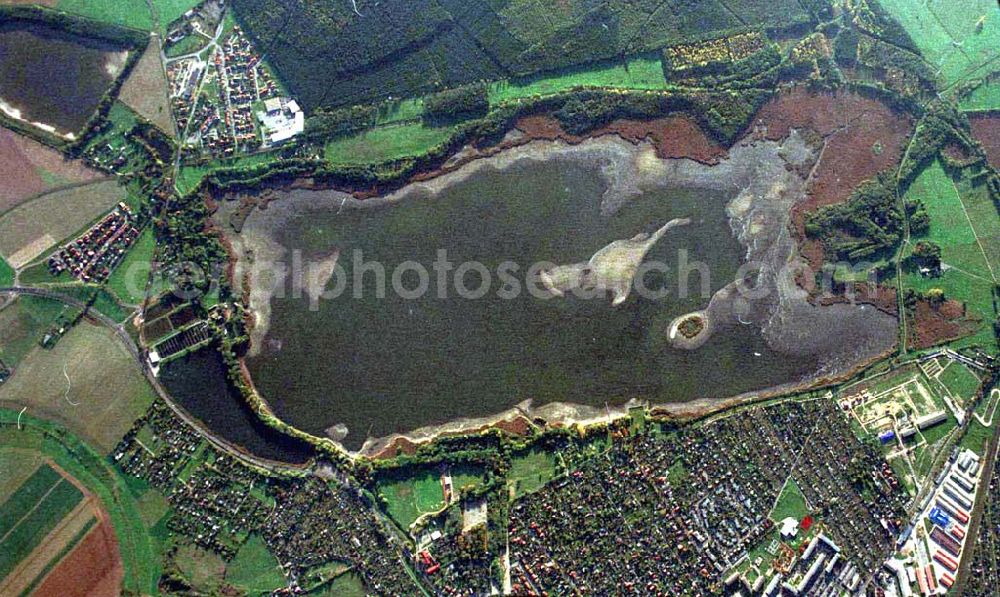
244;155;822;449
0;21;127;135
160;348;314;463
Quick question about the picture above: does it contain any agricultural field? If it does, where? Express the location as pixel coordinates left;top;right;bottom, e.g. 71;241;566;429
0;295;76;367
324;122;457;167
231;0;814;110
224;533;286;594
107;227;158;305
901;160;999;350
172;543;227;594
488;55;667;105
0;127;104;213
150;0;205;33
0;179;126;269
970;114;1000;170
376;468;446;530
0;461;109;597
0;257;12;287
961;79;1000;111
0;409;160;595
55;0;153;31
878;0;1000;89
118;37;174;137
0;321;156;453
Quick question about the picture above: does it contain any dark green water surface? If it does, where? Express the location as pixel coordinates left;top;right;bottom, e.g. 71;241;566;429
248;158;818;448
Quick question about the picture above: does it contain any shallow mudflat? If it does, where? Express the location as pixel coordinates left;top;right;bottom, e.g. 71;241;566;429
0;22;127;135
219;134;898;451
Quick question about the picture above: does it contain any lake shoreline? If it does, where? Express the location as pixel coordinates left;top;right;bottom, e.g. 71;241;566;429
213;125;900;458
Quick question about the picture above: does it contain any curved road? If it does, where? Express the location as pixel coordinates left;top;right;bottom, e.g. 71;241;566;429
0;286;309;475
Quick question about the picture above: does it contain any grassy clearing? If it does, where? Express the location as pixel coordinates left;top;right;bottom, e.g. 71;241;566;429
878;0;1000;89
324;122;457;166
377;469;445;530
0;464;84;580
177;151;284;195
225;533;286;594
375;98;425;125
769;478;809;523
0;256;12;287
489;55;667;105
960;418;995;455
509;449;557;497
0;409;162;593
0;321;155;453
902;161;999;350
937;361;982;400
961;80;1000;111
174;542;226;593
0;179;125;269
47;284;133;323
314;571;367;597
55;0;153;31
107;227;157;305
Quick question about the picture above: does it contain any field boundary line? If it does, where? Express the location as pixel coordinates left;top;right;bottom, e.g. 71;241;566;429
948;177;997;283
0;478;66;546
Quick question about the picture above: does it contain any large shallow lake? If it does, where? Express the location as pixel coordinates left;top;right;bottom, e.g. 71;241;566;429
0;22;127;135
243;154;824;449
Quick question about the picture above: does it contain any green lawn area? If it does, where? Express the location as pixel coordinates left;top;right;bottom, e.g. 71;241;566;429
902;161;999;351
489;55;667;105
0;295;77;367
313;572;367;597
0;256;12;287
961;79;1000;111
151;0;203;33
225;534;286;594
878;0;1000;89
769;478;810;523
937;361;982;401
324;122;458;166
177;151;285;195
959;417;996;456
0;409;162;593
375;98;425;125
56;0;153;31
0;464;84;580
45;283;133;323
377;469;445;530
107;227;158;305
509;449;558;497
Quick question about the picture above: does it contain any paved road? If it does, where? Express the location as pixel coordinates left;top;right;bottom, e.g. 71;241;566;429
0;286;309;475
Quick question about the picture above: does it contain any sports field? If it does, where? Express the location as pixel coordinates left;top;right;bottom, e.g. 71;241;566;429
324;122;459;167
377;469;446;530
0;179;126;268
879;0;1000;89
509;448;558;497
0;321;156;453
902;161;1000;349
